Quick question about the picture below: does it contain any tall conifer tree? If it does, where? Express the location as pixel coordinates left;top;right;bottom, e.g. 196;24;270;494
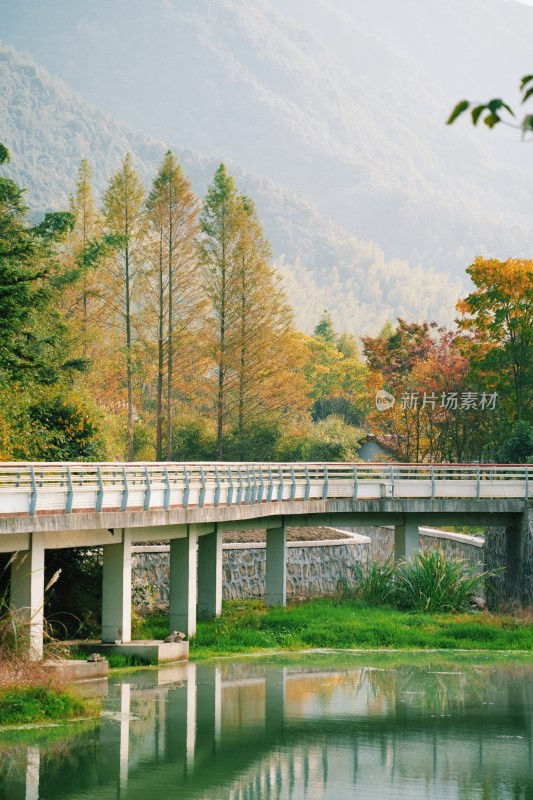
145;151;202;459
102;154;146;459
200;164;242;459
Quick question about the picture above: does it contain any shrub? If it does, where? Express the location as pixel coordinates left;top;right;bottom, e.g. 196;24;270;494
393;549;488;614
357;557;396;606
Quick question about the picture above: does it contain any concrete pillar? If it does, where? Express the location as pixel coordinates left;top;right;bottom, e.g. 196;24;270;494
169;526;198;637
197;527;222;619
266;523;287;606
102;529;132;643
10;531;46;659
394;517;419;561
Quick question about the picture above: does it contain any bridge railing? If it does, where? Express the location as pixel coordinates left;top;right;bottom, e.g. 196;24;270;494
0;462;529;516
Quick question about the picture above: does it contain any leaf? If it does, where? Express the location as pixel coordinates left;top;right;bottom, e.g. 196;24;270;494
520;74;533;90
471;105;486;125
484;113;500;129
446;100;470;125
522;87;533;104
488;98;515;117
522;115;533;134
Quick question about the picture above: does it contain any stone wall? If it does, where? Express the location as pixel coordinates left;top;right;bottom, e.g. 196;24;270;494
132;526;484;608
485;507;533;607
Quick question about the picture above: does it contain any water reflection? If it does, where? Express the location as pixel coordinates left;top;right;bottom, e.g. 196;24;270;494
1;658;533;799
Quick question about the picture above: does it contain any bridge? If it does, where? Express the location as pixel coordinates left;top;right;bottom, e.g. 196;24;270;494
0;461;530;656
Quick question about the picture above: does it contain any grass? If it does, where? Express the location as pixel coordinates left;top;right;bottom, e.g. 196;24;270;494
138;599;533;659
0;686;99;727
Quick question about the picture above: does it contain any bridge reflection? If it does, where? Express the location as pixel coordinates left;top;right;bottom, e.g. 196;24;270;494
1;659;533;799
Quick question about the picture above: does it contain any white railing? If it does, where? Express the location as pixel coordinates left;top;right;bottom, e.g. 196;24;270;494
0;462;529;517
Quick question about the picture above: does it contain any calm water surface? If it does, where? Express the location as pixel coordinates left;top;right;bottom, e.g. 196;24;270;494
1;655;533;799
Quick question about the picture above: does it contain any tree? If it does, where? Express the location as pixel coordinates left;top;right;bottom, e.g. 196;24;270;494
314;310;336;343
0;143;75;383
447;74;533;136
145;151;202;460
102;154;146;459
306;313;370;426
457;257;533;423
496;421;533;464
63;159;105;361
199;165;242;459
231;196;298;458
362;321;485;462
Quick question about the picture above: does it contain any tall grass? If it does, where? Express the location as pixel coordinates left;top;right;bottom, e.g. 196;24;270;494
393;550;490;613
343;549;491;614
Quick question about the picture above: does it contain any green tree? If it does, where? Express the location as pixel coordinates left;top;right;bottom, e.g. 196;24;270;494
306;317;369;426
199;164;244;459
0;144;75;383
102;154;146;460
314;310;336;343
496;421;533;464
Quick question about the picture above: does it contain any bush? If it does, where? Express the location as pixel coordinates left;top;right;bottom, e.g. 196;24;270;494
357;558;396;606
393;550;488;613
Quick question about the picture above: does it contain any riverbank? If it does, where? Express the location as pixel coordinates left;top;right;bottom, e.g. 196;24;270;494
0;661;101;727
138;599;533;658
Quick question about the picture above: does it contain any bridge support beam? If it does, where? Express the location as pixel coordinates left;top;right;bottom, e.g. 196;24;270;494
10;532;46;659
102;529;132;643
197;526;222;619
394;517;420;561
169;525;198;637
266;522;287;606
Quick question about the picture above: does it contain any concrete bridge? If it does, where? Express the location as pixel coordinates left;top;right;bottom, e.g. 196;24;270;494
0;461;529;656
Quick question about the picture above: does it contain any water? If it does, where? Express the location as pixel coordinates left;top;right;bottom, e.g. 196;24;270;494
1;654;533;799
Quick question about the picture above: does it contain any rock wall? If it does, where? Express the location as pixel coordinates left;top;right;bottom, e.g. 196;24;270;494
132;527;484;608
485;507;533;607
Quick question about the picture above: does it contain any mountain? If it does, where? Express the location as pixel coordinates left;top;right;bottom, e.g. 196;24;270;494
1;42;461;335
2;0;532;279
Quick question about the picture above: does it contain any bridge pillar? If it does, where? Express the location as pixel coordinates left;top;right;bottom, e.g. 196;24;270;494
394;517;420;561
102;529;132;643
197;526;223;619
169;525;198;637
10;532;46;659
266;522;287;606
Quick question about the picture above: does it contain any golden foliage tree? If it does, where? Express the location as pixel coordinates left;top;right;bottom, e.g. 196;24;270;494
145;151;203;459
102;154;146;459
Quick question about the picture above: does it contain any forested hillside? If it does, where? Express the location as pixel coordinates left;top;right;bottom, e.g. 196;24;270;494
1;43;460;334
3;0;532;275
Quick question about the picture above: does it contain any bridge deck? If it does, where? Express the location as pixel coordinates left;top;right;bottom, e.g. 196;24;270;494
0;462;530;519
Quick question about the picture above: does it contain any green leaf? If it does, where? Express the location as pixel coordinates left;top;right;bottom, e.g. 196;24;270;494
446;100;470;125
484;113;500;129
520;74;533;90
522;87;533;104
521;114;533;133
487;98;515;116
471;105;486;125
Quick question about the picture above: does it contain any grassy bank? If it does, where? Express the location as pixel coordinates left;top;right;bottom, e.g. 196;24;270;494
0;685;99;727
138;599;533;658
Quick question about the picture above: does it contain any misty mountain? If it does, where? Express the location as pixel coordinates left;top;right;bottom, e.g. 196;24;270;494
2;0;532;279
1;42;461;335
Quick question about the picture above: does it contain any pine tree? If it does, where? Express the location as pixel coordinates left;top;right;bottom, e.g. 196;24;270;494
199;164;242;459
145;151;202;460
102;154;146;460
200;165;306;460
57;159;107;366
231;196;295;457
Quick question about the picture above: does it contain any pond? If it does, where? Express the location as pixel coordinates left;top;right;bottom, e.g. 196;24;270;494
1;653;533;799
